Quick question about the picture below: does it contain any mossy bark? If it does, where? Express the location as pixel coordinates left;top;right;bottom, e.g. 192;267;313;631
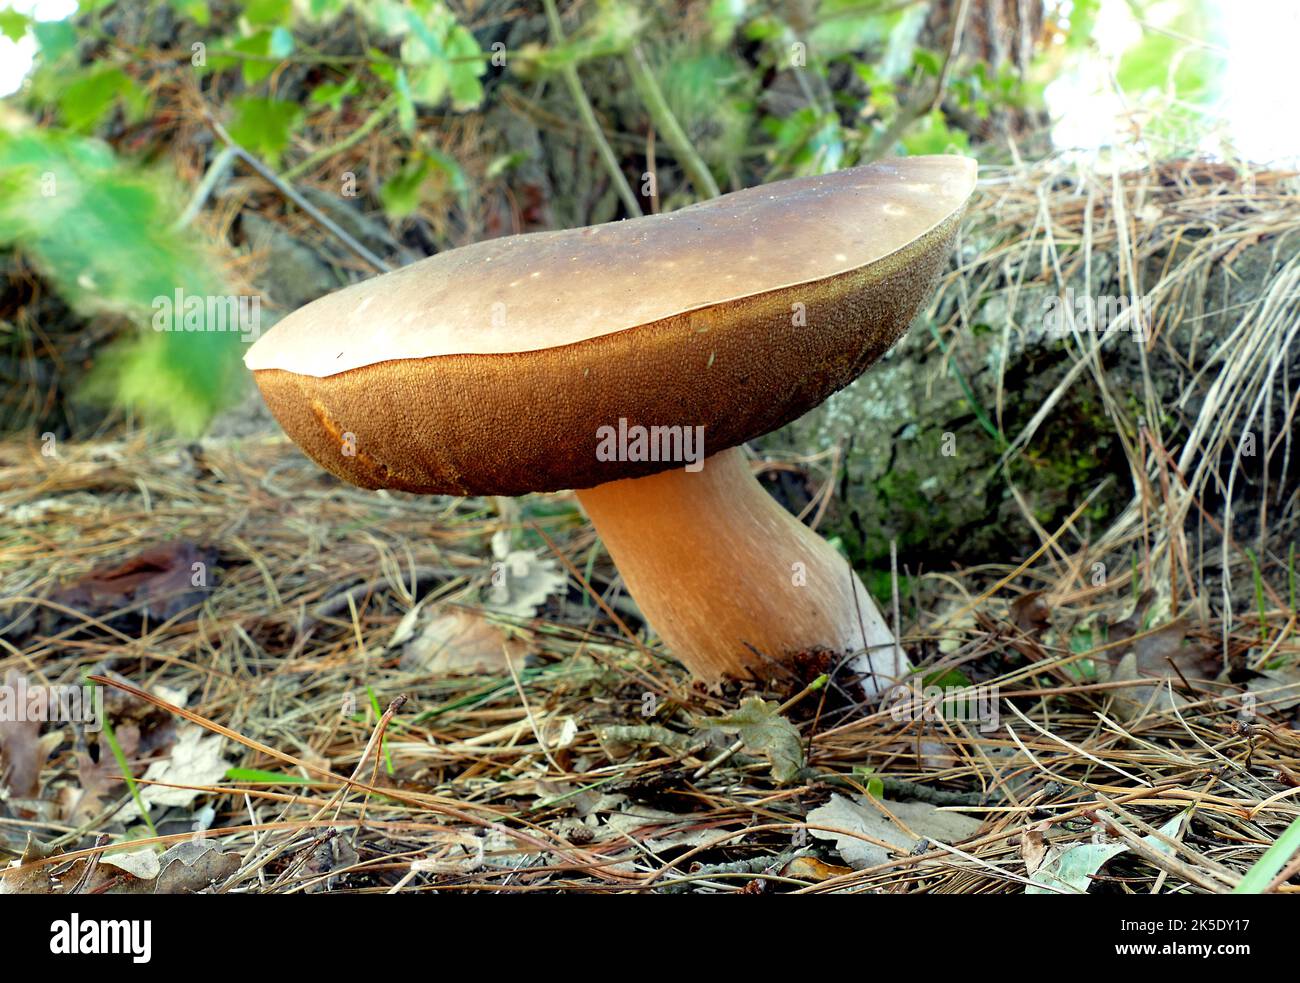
756;229;1300;576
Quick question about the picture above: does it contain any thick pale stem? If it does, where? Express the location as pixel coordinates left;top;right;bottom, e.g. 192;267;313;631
576;446;908;699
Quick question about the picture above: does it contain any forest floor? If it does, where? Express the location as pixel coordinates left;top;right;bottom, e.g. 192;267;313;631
1;431;1298;894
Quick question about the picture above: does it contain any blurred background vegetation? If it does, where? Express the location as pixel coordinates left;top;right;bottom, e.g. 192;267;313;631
0;0;1247;437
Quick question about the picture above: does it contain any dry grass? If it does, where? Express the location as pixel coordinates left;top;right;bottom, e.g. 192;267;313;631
1;156;1299;894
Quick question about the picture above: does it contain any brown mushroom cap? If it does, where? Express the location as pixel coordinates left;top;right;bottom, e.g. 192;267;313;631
248;155;976;495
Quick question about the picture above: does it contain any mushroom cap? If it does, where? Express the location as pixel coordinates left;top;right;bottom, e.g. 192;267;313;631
248;154;976;495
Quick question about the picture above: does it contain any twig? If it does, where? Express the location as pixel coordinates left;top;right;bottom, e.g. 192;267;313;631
863;0;970;160
282;94;398;182
624;43;721;199
204;111;392;273
174;145;237;229
541;0;643;216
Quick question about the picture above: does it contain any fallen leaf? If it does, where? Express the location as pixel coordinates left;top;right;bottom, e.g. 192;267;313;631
48;542;217;626
1246;665;1300;712
0;669;50;799
601;808;721;851
151;839;241;893
0;834;59;893
1026;838;1128;894
1108;594;1217;681
485;530;567;618
302;834;360;892
99;847;161;880
389;603;533;675
138;726;229;808
410;829;486;874
807;793;983;868
80;840;240;895
1020;820;1050;876
64;727;139;826
696;697;804;784
1108;652;1193;722
781;855;854;882
1010;591;1052;636
1027;811;1187;894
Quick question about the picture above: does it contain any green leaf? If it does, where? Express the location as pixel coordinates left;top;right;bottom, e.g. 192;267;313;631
707;0;745;47
370;52;415;132
0;8;30;42
0;127;240;433
303;0;349;21
1233;816;1300;894
913;47;942;77
59;67;149;133
226;768;316;784
445;22;485;110
485;150;529;179
222;28;296;85
167;0;211;26
810;0;925;75
310;77;359;111
33;19;77;63
241;0;292;26
697;697;804;784
226;96;303;166
900;108;970;156
922;668;973;689
378;148;468;218
378;158;430;218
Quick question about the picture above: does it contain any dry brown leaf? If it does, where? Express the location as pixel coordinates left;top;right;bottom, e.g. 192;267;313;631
1019;820;1050;876
4;838;242;895
1010;590;1052;636
138;727;230;809
807;793;983;869
389;603;533;675
781;855;854;882
0;670;49;799
1108;651;1190;721
1246;665;1300;713
63;726;139;826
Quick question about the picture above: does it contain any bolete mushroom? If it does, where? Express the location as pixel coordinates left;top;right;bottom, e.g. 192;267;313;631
246;155;976;699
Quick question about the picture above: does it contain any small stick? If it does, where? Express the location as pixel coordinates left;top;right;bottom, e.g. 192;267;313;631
204;111;392;273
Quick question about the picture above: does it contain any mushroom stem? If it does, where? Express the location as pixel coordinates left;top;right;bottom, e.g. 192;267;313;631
576;446;907;697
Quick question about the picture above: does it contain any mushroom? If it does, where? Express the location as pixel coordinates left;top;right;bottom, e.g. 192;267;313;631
245;155;976;699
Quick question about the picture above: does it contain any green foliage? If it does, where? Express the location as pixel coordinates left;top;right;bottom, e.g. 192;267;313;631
358;0;487;110
0;0;1092;438
379;148;468;218
167;0;211;28
1111;0;1226;149
1232;816;1300;893
226;96;303;166
32;19;78;63
517;2;642;76
900;108;971;156
0;126;241;434
210;27;295;84
59;66;150;133
657;49;754;178
0;8;30;43
810;0;926;76
1116;4;1221;102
